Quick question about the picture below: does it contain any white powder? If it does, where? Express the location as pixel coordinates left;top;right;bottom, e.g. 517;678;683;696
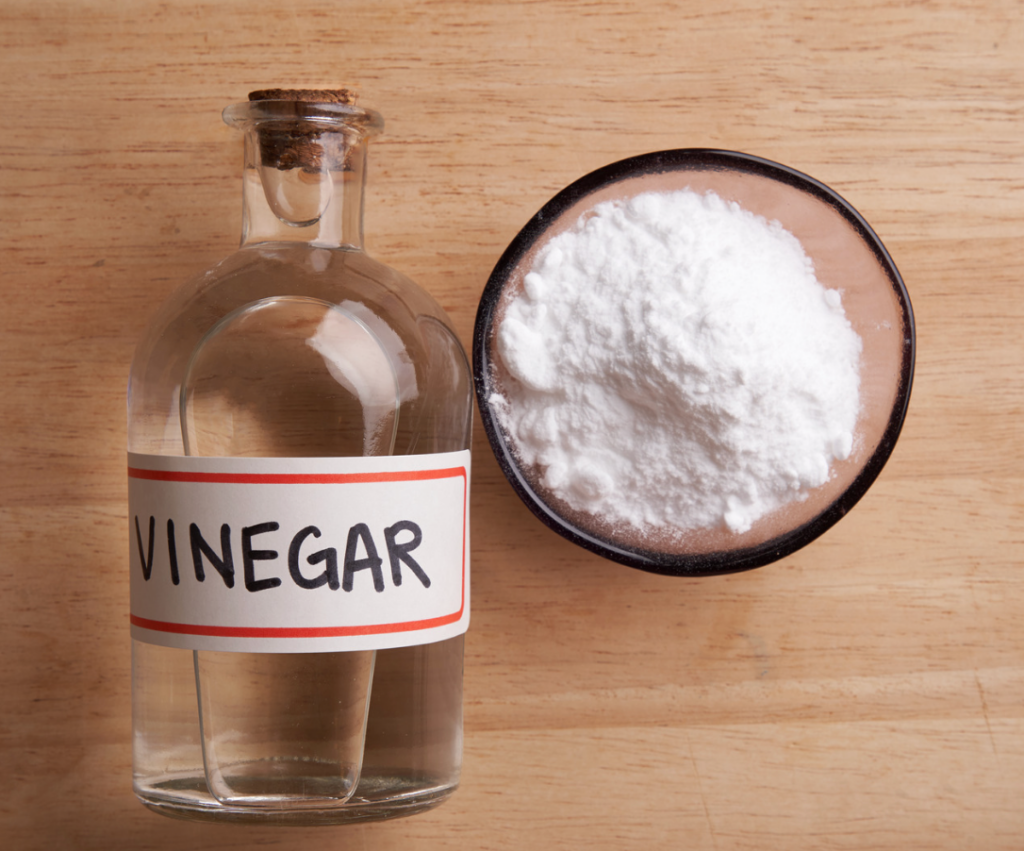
490;188;863;538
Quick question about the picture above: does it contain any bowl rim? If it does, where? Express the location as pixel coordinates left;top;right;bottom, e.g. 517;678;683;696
472;148;916;577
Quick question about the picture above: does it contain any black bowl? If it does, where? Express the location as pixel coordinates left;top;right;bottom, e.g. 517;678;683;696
473;150;914;577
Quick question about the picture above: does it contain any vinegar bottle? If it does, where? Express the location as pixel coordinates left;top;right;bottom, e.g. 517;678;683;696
127;90;472;824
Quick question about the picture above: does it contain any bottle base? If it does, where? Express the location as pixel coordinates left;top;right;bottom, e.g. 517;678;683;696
135;773;458;825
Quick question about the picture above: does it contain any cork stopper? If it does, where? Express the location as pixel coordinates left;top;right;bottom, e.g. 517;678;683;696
248;88;357;105
246;89;362;172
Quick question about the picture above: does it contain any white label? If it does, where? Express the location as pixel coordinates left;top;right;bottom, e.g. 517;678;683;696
128;451;470;653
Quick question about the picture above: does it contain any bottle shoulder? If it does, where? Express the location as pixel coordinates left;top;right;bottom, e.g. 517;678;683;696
127;243;472;457
137;244;452;346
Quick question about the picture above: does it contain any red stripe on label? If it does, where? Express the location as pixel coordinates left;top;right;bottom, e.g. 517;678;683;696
130;610;464;639
128;466;467;485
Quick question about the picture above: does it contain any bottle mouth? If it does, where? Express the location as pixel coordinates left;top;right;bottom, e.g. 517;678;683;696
222;99;384;136
225;96;383;180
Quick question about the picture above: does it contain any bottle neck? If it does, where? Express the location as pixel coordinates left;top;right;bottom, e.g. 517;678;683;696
238;123;370;251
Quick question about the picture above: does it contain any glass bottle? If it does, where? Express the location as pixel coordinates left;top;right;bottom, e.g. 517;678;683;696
127;90;472;824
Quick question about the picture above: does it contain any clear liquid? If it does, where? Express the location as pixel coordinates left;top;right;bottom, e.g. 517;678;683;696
128;242;472;823
132;637;464;824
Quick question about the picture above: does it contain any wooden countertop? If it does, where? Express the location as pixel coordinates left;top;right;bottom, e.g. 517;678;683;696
2;1;1022;848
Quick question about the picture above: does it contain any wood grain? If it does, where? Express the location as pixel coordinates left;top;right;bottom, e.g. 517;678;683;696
2;1;1023;849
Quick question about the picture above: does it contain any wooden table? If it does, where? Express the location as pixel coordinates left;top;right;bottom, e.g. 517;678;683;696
2;1;1022;848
